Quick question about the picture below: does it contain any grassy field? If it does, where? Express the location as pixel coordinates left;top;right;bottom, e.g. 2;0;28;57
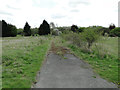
2;36;51;88
57;36;119;85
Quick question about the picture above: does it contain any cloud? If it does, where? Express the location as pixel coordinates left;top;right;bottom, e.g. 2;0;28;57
51;14;66;19
0;10;13;16
68;0;90;8
32;0;56;8
70;9;80;12
6;5;20;10
0;0;119;28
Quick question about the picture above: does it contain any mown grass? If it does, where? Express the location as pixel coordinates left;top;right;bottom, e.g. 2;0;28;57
2;36;51;88
58;35;119;85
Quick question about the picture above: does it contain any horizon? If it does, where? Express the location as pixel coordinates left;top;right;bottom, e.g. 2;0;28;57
0;0;119;28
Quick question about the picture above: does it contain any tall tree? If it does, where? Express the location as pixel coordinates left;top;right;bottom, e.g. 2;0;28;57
2;20;17;37
38;20;50;35
2;20;8;37
71;25;78;32
23;22;31;36
109;23;115;30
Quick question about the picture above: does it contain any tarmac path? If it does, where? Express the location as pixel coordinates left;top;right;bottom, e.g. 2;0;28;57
33;52;117;88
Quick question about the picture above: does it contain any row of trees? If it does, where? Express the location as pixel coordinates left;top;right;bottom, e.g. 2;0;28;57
23;20;51;36
70;24;120;37
1;20;51;37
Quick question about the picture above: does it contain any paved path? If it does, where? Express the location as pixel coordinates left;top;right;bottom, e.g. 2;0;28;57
33;53;117;88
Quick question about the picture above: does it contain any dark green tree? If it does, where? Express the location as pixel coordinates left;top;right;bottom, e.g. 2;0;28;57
109;23;115;30
38;20;50;35
2;20;17;37
71;25;78;32
7;24;17;37
2;20;8;37
23;22;31;36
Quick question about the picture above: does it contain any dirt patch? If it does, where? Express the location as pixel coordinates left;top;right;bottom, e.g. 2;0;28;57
50;42;70;55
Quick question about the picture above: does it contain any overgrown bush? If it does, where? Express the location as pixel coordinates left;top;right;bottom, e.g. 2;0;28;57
109;27;120;37
78;27;85;32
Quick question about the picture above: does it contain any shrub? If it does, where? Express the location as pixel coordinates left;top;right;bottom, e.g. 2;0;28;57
110;27;120;37
17;28;23;35
38;20;50;35
81;28;100;49
78;27;85;32
31;28;38;36
23;22;31;36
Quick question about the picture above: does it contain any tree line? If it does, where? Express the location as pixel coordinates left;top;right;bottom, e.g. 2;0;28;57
1;20;51;37
1;19;120;37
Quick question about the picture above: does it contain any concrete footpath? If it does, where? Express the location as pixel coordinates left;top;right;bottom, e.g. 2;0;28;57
33;53;117;88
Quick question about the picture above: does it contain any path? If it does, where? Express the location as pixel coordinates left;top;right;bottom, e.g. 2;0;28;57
33;52;117;88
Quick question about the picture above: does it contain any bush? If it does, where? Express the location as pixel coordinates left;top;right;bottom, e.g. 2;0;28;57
81;28;100;49
17;28;23;35
38;20;50;35
110;27;120;37
23;22;31;36
78;27;85;32
31;28;38;36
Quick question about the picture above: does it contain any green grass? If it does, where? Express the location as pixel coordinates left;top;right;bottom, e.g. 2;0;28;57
2;36;51;88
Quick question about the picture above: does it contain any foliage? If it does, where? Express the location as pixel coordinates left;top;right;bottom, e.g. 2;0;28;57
2;20;17;37
109;23;116;30
71;25;78;32
57;27;71;33
81;28;100;49
38;20;50;35
23;22;31;36
78;27;85;32
17;28;23;35
110;27;120;37
31;28;38;36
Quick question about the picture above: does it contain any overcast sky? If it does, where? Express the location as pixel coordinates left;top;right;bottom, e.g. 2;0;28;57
0;0;119;28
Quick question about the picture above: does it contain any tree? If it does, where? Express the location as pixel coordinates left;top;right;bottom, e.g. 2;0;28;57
2;20;8;37
38;20;50;35
2;20;17;37
23;22;31;36
71;25;78;32
7;24;17;37
109;23;115;30
50;22;55;29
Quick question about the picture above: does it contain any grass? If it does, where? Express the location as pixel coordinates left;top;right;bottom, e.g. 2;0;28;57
2;36;51;88
59;35;119;86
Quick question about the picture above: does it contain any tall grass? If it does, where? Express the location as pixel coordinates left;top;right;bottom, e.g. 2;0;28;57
2;36;51;88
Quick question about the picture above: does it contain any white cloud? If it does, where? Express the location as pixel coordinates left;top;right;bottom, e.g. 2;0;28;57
0;0;119;28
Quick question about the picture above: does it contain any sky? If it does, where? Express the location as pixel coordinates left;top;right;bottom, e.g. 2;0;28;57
0;0;119;28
